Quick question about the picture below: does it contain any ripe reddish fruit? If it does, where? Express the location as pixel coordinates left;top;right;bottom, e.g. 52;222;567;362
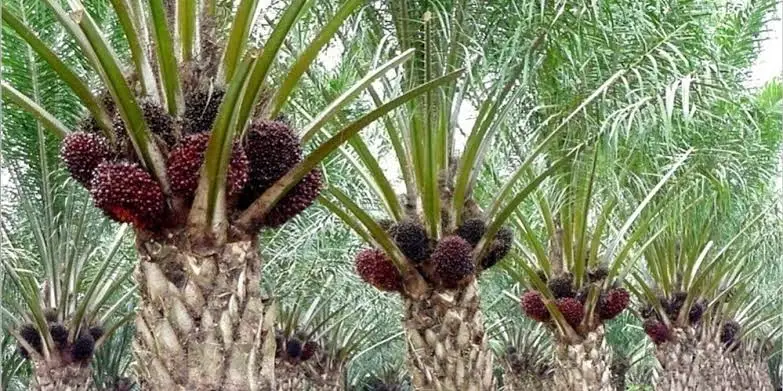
521;291;550;322
355;248;403;292
556;297;585;328
598;288;630;320
301;341;318;361
431;236;475;289
643;319;670;345
242;120;302;200
166;133;248;199
90;162;165;229
60;132;113;187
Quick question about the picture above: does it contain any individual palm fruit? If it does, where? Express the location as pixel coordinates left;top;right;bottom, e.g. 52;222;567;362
183;88;225;134
61;132;113;188
393;220;430;263
480;226;513;269
90;162;165;229
301;341;318;361
456;218;486;246
431;236;475;289
666;291;687;319
166;133;249;199
588;266;609;282
556;297;584;328
355;248;403;292
720;321;740;347
688;300;706;324
18;324;42;359
259;168;322;228
88;326;104;341
286;337;303;359
241;119;302;202
598;288;630;320
547;273;575;299
643;319;670;345
521;291;550;322
72;332;95;361
49;324;68;348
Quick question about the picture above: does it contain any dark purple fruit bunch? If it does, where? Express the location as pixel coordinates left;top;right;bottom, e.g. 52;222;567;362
241;119;302;203
286;337;303;360
61;132;113;187
71;332;95;361
301;341;318;361
547;273;575;299
598;288;630;320
393;220;430;263
167;133;249;199
644;319;670;345
183;88;225;134
112;101;175;147
587;266;609;282
355;248;403;292
17;324;42;359
521;291;550;322
456;218;486;246
665;291;687;319
480;226;513;270
90;162;165;229
88;326;105;341
556;297;585;328
431;236;474;289
49;324;69;348
720;320;740;349
260;168;322;228
688;300;706;324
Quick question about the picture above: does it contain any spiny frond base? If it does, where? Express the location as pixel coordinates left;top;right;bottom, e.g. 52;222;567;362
32;361;92;391
274;359;343;390
654;328;773;391
553;327;613;391
404;281;494;390
133;234;277;390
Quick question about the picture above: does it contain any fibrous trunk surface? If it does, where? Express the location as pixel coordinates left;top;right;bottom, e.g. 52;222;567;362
33;361;92;391
653;328;773;391
404;281;493;391
133;234;277;390
275;360;343;390
553;327;613;391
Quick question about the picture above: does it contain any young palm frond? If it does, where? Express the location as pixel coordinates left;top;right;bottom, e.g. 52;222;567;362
488;310;554;391
91;323;136;390
2;0;455;388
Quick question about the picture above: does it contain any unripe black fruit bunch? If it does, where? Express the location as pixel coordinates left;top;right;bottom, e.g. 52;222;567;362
16;323;103;361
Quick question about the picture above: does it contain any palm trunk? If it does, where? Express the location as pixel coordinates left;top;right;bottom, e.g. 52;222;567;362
32;360;92;391
552;327;612;391
133;233;277;390
653;328;731;391
275;360;343;390
733;351;773;391
403;281;494;390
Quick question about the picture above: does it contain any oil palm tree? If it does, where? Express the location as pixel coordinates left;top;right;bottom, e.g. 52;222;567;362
1;0;457;388
631;196;780;391
1;166;135;389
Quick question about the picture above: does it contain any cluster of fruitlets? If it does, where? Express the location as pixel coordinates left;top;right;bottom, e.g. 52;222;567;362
520;270;630;330
640;292;706;345
60;91;320;232
354;218;512;293
17;312;103;363
274;330;319;363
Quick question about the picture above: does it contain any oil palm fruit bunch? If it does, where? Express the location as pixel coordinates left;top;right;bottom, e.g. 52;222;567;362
274;286;380;391
2;0;453;388
1;186;131;391
630;198;777;391
491;320;554;390
507;151;690;391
